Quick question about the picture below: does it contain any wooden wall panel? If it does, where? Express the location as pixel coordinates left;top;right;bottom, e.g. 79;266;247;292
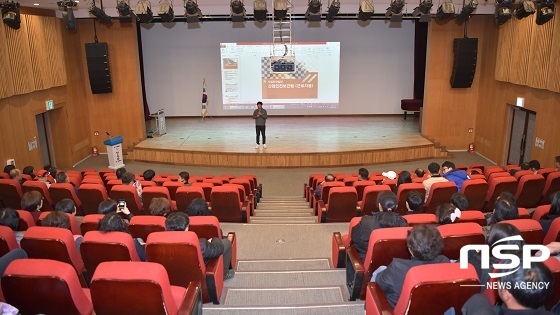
25;15;53;91
0;24;14;99
4;20;35;95
44;17;67;87
495;22;514;82
546;15;560;92
508;18;533;86
527;15;554;89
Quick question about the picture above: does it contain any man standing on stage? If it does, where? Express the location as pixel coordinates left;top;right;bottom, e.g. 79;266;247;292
253;101;268;149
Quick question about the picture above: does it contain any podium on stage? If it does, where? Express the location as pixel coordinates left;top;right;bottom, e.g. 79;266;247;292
103;136;125;170
149;109;166;137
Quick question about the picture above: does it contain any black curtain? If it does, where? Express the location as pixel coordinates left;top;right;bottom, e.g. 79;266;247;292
136;22;152;121
413;22;428;100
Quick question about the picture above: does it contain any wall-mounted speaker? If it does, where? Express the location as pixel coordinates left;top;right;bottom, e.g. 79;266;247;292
450;38;478;88
85;42;112;94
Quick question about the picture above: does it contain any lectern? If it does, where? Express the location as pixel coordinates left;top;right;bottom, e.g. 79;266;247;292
103;136;125;170
149;109;166;136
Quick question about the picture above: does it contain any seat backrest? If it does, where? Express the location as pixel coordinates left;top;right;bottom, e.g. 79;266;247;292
484;177;518;212
320;182;345;203
82;231;141;280
91;261;180;315
210;186;244;222
109;185;143;215
1;258;93;315
500;219;545;245
543;217;560;245
537;168;556;179
22;180;54;211
532;204;551;221
80;214;105;235
105;179;123;192
469;163;485;172
142;186;172;212
425;182;458;214
223;184;247;203
128;215;166;241
515;174;545;208
488;172;512;183
163;181;184;200
484;166;505;179
438;223;485;260
229;178;251;196
393;263;480;315
544;257;560;310
78;184;109;215
503;164;520;172
325;187;358;223
0;179;23;209
353;181;376;201
192;182;215;201
175;186;206;212
0;225;18;256
402;213;437;226
37;211;81;236
49;183;82;207
343;176;359;187
15;210;36;231
541;172;560;205
360;185;391;216
308;173;324;188
460;179;488;211
188;216;222;239
513;170;533;181
459;210;487;226
396;183;425;215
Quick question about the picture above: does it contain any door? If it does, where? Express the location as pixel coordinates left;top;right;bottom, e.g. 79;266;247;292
35;113;53;169
507;106;536;165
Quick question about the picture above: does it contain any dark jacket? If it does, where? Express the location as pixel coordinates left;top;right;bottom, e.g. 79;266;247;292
540;214;560;236
462;293;555;315
351;214;384;263
200;237;225;265
443;169;469;191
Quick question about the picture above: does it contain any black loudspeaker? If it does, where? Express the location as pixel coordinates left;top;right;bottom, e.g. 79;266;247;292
85;42;112;94
450;38;478;88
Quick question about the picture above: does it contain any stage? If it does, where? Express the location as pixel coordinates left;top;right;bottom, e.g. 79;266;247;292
126;116;448;167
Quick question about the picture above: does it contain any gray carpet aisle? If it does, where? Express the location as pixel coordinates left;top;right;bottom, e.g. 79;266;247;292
203;196;364;315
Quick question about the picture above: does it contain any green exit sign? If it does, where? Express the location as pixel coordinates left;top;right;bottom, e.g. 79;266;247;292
46;100;54;111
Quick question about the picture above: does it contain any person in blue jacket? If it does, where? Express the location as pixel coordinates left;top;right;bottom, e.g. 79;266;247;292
441;161;469;191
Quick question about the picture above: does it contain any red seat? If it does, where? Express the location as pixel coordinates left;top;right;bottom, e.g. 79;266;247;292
532;204;551;220
0;225;18;257
484;166;505;179
0;179;23;209
146;231;223;304
347;227;412;300
175;186;206;213
469;163;486;172
544;258;560;310
22;181;55;211
343;176;359;187
105;179;122;192
223;183;254;216
395;183;425;215
334;173;349;181
163;181;184;200
438;222;485;260
540;172;560;205
128;215;166;241
20;226;87;286
91;261;201;314
15;210;36;231
80;214;105;235
210;186;250;223
230;178;256;208
484;177;518;212
37;211;81;235
312;181;345;214
203;178;223;186
140;180;157;187
500;219;545;245
81;231;141;280
305;173;324;199
425;182;458;214
518;207;531;219
143;186;177;212
488;171;512;183
514;170;533;180
331;217;362;268
382;179;397;192
402;213;437;226
358;185;391;216
153;176;170;186
515;174;545;208
460;210;487;226
1;259;93;315
353;181;377;201
81;177;104;185
460;179;488;211
67;170;83;184
98;168;115;177
68;176;81;187
109;185;143;215
318;187;358;223
469;174;485;180
307;175;325;202
366;263;480;315
537;168;557;179
192;182;214;201
78;184;109;215
189;215;237;269
543;217;560;244
49;183;82;214
503;164;520;172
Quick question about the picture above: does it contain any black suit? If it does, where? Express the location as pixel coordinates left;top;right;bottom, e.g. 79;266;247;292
376;255;450;308
351;214;385;262
199;237;225;265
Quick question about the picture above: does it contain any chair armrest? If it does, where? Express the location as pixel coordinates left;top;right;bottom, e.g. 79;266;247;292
179;281;203;315
347;246;365;301
309;190;315;208
317;200;326;223
332;232;346;268
242;200;251;223
205;256;224;304
245;196;254;216
227;232;237;269
304;183;308;198
366;282;394;315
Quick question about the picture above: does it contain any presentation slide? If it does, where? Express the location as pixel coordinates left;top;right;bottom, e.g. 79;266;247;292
220;42;340;110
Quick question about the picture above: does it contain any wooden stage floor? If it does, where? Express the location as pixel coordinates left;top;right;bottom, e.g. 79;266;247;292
128;116;447;167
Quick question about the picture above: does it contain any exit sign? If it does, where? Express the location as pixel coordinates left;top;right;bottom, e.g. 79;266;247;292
46;100;54;111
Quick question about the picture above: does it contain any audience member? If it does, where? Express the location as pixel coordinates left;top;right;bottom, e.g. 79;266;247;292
41;211;82;252
450;193;470;211
149;197;171;217
9;169;24;185
520;162;530;170
187;198;211;216
436;203;461;225
22;165;35;179
121;172;142;200
98;199;133;220
382;171;397;182
394;171;412;193
441;161;468;191
21;191;43;223
97;212;146;261
3;164;15;175
143;169;156;181
414;168;425;179
423;162;448;201
55;198;76;215
314;173;335;200
165;212;234;280
485;198;519;234
555;156;560;171
115;167;127;179
540;191;560;235
55;171;79;194
375;224;449;308
358;168;369;181
179;171;191;186
0;208;24;245
529;160;541;174
405;191;424;213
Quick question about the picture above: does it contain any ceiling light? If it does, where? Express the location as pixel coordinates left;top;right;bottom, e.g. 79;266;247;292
57;1;78;30
358;0;374;21
456;0;477;21
89;0;113;24
412;0;433;22
135;0;154;23
536;0;555;24
158;0;175;22
514;0;535;18
253;0;267;22
306;0;322;21
274;0;287;20
385;0;405;21
435;0;455;20
1;1;21;30
495;0;514;25
231;0;245;22
326;0;340;22
33;3;39;5
184;0;202;23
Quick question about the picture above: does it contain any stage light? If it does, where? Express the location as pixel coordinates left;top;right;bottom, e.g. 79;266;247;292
326;0;340;22
357;0;374;21
135;0;154;23
117;0;135;21
435;0;455;20
514;0;535;18
184;0;202;22
536;0;555;24
57;1;78;30
89;0;113;24
306;0;322;21
253;0;267;22
495;0;514;25
456;0;477;21
274;0;288;20
385;0;405;21
1;1;21;30
158;0;175;22
412;0;433;22
231;0;246;22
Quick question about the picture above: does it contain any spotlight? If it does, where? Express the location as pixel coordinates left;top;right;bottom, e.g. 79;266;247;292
135;0;154;23
326;0;340;22
231;0;246;22
306;0;322;21
253;0;267;22
385;0;405;21
184;0;202;23
495;0;514;25
117;0;135;21
89;0;113;24
514;0;535;18
1;1;21;30
412;0;433;22
536;0;555;24
57;1;78;30
358;0;374;20
435;0;455;20
456;0;478;21
158;0;175;22
274;0;288;20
